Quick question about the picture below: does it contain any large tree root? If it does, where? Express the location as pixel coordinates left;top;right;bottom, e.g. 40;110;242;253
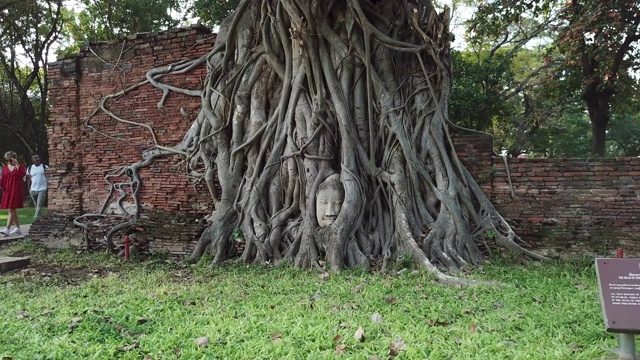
80;0;546;284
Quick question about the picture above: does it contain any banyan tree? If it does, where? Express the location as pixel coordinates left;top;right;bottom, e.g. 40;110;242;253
86;0;545;283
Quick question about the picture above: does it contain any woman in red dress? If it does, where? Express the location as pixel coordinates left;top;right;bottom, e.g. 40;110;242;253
0;151;26;236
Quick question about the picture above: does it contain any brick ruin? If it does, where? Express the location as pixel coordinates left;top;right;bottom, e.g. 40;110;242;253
32;26;640;259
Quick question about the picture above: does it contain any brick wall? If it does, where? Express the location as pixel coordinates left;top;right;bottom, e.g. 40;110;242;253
33;26;640;259
32;26;216;256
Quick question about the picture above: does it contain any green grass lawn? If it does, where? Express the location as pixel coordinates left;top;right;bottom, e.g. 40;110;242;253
0;207;47;226
0;243;634;359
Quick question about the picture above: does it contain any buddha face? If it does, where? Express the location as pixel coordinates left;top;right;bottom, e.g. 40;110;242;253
316;174;344;227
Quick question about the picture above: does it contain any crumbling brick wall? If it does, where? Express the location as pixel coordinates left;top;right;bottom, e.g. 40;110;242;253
34;26;640;259
32;26;216;256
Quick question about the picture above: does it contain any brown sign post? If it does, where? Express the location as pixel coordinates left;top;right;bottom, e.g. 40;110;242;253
596;258;640;360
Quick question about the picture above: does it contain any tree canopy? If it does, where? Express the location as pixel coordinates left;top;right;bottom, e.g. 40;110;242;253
0;0;64;161
469;0;640;156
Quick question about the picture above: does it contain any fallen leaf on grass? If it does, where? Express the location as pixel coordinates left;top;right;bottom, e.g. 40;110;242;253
354;326;365;342
195;336;209;348
352;284;365;293
333;335;343;343
384;296;398;304
121;342;139;351
143;355;153;360
271;332;283;344
339;322;351;328
371;313;383;323
319;273;330;281
184;300;196;306
69;316;83;329
15;310;27;319
335;344;347;355
469;323;478;333
137;317;152;324
427;319;450;326
388;336;407;357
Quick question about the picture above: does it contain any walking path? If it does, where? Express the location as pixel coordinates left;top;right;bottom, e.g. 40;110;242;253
0;224;32;272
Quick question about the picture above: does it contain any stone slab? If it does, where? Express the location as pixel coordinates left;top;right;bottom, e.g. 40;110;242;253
0;256;30;273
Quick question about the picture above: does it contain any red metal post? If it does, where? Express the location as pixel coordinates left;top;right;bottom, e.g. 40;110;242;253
124;235;130;260
617;247;623;259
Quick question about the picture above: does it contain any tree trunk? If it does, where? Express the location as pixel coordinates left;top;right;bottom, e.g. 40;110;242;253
583;83;612;157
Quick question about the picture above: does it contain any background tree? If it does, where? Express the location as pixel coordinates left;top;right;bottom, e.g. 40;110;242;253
450;6;563;157
86;0;545;283
188;0;240;27
61;0;185;55
0;0;64;162
470;0;640;156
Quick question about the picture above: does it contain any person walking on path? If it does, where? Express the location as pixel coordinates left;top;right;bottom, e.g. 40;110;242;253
0;151;26;236
27;154;48;220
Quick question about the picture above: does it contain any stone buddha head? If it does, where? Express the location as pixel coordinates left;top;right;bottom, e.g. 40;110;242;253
316;174;344;227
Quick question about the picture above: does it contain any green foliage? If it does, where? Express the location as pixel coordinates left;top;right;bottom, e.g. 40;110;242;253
189;0;240;27
0;244;618;359
467;0;640;156
62;0;186;50
0;0;62;161
450;50;515;132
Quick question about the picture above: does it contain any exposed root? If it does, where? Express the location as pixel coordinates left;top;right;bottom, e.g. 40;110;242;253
79;0;547;283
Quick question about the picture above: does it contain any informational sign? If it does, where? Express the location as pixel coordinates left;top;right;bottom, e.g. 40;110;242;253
596;258;640;333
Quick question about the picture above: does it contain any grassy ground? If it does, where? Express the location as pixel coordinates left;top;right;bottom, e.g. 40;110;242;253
0;207;47;226
0;243;634;359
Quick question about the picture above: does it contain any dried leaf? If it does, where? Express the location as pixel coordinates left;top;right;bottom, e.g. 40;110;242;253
195;336;209;348
427;319;449;326
461;308;473;314
335;344;347;354
339;322;351;328
143;355;153;360
354;326;365;342
333;335;343;343
137;317;152;325
371;313;383;323
388;336;407;357
352;284;365;293
318;273;330;281
15;310;26;319
384;296;398;305
121;342;139;351
114;324;125;332
69;316;83;329
469;323;478;333
184;300;196;306
271;332;282;344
